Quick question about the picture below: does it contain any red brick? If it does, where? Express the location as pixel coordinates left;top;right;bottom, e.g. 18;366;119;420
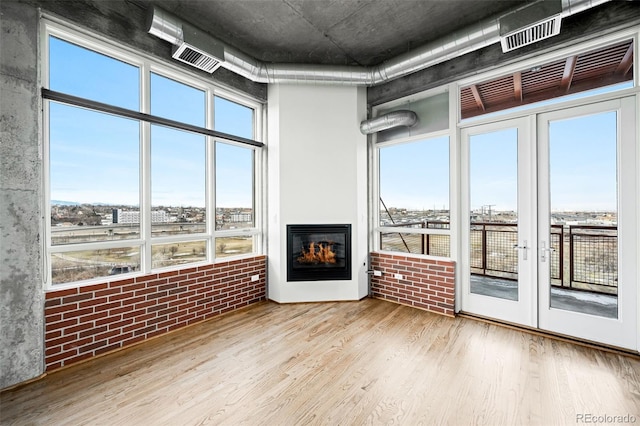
79;297;109;308
146;278;168;287
146;291;168;300
45;330;62;341
109;291;135;302
110;305;135;316
62;293;94;304
46;349;78;364
82;283;108;292
136;274;158;283
134;326;156;336
63;337;93;351
46;334;77;348
44;298;61;308
45;313;62;323
159;270;181;278
120;282;146;293
135;287;156;297
108;332;134;345
108;318;134;330
94;329;121;342
46;288;77;299
95;287;121;298
96;316;122;327
110;277;135;287
79;325;107;338
46;318;78;332
65;322;94;335
63;307;94;319
94;301;121;312
80;340;108;353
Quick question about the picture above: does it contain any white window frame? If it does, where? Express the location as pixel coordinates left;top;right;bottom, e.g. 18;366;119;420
42;18;264;289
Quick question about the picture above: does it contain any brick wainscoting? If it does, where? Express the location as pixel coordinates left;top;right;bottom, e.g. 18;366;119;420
370;252;455;317
44;255;267;371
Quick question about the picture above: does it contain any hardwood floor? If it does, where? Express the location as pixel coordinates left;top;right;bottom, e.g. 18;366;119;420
2;298;639;425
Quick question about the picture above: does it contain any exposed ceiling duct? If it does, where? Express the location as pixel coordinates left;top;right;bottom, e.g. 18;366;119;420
147;0;611;86
359;110;419;135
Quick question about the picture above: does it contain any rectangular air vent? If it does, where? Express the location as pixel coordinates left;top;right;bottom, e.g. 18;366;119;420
172;43;221;73
500;16;562;53
499;0;562;53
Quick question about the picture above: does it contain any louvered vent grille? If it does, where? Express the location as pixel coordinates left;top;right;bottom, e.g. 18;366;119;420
500;16;562;53
172;43;221;73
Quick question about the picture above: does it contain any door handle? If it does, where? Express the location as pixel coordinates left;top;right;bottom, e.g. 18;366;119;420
513;240;528;260
540;241;556;263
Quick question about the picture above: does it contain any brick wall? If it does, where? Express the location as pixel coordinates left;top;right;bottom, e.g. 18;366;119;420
44;255;266;371
370;252;455;317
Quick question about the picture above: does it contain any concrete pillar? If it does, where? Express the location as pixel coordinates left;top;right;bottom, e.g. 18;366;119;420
0;1;45;389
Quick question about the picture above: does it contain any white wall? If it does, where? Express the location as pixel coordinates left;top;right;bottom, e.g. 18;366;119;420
267;84;368;302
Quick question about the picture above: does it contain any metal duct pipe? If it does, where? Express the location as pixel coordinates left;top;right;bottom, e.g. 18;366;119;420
147;0;611;86
359;110;418;135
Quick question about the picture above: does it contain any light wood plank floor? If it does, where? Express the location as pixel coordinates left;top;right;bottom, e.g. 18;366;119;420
2;298;640;425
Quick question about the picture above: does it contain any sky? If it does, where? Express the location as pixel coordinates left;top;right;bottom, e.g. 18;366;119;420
50;35;625;214
49;36;254;209
467;112;617;213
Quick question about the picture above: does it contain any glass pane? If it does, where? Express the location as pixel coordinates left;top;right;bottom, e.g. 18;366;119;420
216;142;254;230
151;73;205;127
152;241;207;269
469;128;519;300
214;96;254;139
379;136;450;237
49;36;139;110
216;236;254;258
151;125;206;237
548;111;618;318
50;103;140;244
52;247;140;285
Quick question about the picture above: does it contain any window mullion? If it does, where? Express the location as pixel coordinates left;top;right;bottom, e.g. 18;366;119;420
207;91;216;262
141;62;152;274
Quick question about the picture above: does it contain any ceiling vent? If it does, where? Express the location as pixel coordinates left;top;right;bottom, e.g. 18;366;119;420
499;0;563;53
172;43;221;73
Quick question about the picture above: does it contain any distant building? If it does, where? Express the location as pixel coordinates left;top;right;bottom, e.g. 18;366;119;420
230;213;252;223
112;209;170;224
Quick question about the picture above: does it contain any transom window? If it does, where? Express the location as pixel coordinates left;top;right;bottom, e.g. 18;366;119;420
44;25;263;287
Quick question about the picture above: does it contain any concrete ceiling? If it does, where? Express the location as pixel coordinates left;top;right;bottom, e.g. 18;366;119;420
132;0;532;67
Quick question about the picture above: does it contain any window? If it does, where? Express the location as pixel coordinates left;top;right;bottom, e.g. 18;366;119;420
372;89;452;258
45;25;263;286
377;136;450;257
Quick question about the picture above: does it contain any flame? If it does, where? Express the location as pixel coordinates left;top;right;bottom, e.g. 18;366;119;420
297;241;337;264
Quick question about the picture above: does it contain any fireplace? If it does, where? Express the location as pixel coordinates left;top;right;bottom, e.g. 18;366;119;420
287;224;352;281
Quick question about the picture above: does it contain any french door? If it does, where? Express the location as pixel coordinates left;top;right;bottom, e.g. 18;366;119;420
461;117;536;327
461;97;637;350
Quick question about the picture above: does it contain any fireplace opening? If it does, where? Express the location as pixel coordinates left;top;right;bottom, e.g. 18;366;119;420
287;224;352;281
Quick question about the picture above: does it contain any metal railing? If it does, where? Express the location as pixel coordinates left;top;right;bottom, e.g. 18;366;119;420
380;221;617;295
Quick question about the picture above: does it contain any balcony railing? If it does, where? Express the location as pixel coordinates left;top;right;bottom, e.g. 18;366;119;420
380;221;617;296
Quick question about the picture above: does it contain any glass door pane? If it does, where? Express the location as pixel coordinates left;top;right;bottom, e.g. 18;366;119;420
547;112;618;318
469;128;519;301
